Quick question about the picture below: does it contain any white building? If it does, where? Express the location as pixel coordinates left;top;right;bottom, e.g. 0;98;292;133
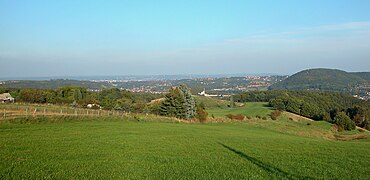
198;89;220;97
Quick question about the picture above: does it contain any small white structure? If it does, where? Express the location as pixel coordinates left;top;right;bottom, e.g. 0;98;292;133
0;93;15;103
198;89;220;97
87;104;101;109
198;89;207;96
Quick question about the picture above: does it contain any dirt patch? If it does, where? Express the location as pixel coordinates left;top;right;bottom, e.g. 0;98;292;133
334;134;370;141
284;112;314;122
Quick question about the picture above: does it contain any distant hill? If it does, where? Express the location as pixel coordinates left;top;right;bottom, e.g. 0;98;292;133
350;72;370;82
269;68;369;92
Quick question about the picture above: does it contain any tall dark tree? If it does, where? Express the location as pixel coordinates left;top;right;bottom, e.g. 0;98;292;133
160;85;196;120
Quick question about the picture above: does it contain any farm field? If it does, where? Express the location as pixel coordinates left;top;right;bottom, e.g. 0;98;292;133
0;116;369;179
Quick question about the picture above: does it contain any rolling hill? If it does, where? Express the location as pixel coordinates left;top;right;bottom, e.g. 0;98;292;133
269;68;369;92
350;72;370;82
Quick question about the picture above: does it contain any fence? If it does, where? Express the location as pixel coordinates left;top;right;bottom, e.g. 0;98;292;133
0;103;130;120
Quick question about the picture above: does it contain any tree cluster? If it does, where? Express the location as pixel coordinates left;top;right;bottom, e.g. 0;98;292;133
234;90;370;130
1;87;161;114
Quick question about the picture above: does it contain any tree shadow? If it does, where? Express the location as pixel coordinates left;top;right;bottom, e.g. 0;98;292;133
219;143;314;179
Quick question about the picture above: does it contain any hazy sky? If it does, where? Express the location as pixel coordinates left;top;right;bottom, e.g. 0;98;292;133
1;0;370;77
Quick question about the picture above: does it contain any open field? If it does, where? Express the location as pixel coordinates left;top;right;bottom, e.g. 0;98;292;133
194;96;273;118
1;115;369;179
207;102;273;118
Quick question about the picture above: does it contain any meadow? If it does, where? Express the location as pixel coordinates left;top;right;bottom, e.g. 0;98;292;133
207;102;273;118
0;115;369;179
194;96;273;118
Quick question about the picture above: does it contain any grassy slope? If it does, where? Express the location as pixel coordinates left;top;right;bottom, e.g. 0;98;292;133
0;117;369;179
194;96;230;109
207;102;273;118
195;95;273;118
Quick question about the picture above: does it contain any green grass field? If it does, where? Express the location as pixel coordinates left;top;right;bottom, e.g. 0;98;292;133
207;102;273;118
194;96;273;118
1;116;369;179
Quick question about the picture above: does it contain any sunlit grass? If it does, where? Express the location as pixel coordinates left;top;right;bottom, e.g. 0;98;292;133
0;116;369;179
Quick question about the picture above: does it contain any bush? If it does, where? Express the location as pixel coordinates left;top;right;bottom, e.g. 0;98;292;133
270;110;281;120
255;115;261;119
361;119;369;130
262;117;267;120
196;107;208;123
226;114;244;120
334;112;356;131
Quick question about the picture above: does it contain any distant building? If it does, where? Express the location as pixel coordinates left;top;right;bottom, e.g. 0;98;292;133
0;93;15;103
198;89;220;97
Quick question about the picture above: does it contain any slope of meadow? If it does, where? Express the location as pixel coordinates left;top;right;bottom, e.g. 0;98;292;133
0;116;369;179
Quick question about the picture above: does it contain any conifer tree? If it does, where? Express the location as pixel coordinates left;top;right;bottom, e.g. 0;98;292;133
160;85;196;120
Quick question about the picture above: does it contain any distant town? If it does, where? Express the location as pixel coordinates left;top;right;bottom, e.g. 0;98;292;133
90;75;288;94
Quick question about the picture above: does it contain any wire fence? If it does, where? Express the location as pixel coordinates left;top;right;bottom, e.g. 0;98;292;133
0;103;130;120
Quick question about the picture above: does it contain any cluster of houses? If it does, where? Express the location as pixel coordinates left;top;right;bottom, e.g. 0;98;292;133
0;93;14;103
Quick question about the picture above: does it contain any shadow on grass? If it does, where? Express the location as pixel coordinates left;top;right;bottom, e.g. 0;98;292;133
219;143;314;179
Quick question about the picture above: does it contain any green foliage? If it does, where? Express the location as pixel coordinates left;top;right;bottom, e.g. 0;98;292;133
233;90;287;102
361;120;370;130
178;85;196;119
160;85;196;120
238;90;370;123
334;112;356;131
269;98;286;111
323;112;332;121
269;68;368;93
350;72;370;82
196;106;208;123
5;86;161;113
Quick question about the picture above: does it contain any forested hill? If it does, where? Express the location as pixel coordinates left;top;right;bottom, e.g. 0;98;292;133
269;68;369;92
350;72;370;82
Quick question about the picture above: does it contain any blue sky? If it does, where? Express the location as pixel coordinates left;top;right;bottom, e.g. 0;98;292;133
1;0;370;77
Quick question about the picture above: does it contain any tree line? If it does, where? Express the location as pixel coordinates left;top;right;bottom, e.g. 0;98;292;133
234;90;370;131
0;87;161;114
0;85;208;121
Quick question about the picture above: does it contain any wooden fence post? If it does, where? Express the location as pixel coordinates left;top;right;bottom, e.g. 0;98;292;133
33;108;37;116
